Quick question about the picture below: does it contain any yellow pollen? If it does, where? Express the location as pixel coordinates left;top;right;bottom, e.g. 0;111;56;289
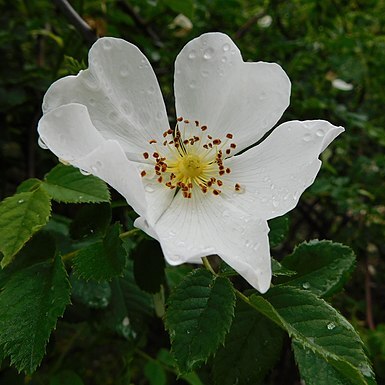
143;119;244;198
177;154;203;178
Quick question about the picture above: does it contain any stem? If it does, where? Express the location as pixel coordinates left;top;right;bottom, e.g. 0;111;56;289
201;256;217;276
52;0;98;45
135;349;177;375
61;228;140;262
365;257;375;330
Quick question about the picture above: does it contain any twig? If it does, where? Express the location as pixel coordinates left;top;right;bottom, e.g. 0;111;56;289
234;11;265;40
365;256;375;330
117;0;163;47
52;0;98;45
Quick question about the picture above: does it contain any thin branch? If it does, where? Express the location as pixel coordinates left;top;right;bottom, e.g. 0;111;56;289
234;11;266;40
365;257;375;330
52;0;98;45
117;0;163;47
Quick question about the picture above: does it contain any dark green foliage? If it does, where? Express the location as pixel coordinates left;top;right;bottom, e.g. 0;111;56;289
165;269;236;373
0;255;71;374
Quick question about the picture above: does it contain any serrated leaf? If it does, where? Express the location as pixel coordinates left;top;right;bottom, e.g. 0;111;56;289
70;274;111;309
133;239;165;293
271;258;296;277
268;215;289;247
249;287;376;385
293;342;354;385
165;268;235;373
69;203;111;240
72;224;126;281
42;164;110;203
213;299;284;385
280;240;356;297
0;188;51;267
16;178;41;193
0;255;71;373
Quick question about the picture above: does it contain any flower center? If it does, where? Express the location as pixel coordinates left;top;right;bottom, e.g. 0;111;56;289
140;118;243;198
178;154;203;178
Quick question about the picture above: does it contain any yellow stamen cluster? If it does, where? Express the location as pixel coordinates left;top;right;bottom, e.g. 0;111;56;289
141;118;243;198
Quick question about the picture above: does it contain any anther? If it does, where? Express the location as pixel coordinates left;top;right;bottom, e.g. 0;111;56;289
201;125;207;131
153;152;159;158
226;133;233;139
157;176;163;183
226;168;231;174
195;120;199;126
149;139;157;144
213;139;221;145
143;152;149;159
230;143;237;149
140;171;146;177
184;119;190;124
213;189;221;195
226;149;231;155
177;117;183;122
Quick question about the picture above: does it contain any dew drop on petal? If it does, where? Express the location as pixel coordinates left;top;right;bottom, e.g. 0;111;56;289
147;86;155;95
108;111;119;122
188;50;196;59
102;39;112;50
303;133;312;142
222;43;230;52
326;322;336;330
145;185;154;193
221;56;227;63
189;80;196;89
89;98;96;106
259;91;267;100
168;254;181;263
120;66;129;77
272;199;279;208
316;128;325;137
80;169;91;176
203;47;214;60
201;69;209;78
38;137;48;150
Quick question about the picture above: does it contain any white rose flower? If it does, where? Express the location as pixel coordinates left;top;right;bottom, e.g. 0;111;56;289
38;33;344;293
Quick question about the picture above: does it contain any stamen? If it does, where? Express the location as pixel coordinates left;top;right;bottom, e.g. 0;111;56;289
141;171;146;177
143;152;149;159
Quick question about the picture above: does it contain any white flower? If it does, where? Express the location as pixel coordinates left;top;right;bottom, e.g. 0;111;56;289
38;33;344;293
332;78;354;91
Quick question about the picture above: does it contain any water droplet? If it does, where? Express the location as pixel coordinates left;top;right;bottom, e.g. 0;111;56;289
272;199;279;208
221;56;227;63
169;254;181;262
176;69;181;75
147;86;155;94
122;317;130;327
38;137;48;150
327;322;336;330
188;50;196;59
18;199;24;204
203;47;214;60
219;69;225;77
222;43;230;52
120;66;129;77
253;243;260;251
316;128;325;137
358;363;372;378
168;231;176;237
89;98;96;106
302;282;310;289
102;39;112;50
80;169;91;176
189;80;196;89
145;185;154;193
201;69;209;77
303;133;312;142
156;111;164;120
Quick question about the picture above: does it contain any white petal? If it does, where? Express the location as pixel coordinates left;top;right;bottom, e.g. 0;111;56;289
74;140;147;218
150;191;272;293
174;32;290;151
38;103;105;161
42;37;169;154
223;120;344;220
38;103;147;217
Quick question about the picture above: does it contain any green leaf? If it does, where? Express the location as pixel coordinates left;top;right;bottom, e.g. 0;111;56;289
212;299;284;385
271;258;296;277
249;287;376;385
0;187;51;267
268;215;289;247
144;361;167;385
133;239;165;293
163;0;195;18
280;240;356;297
165;268;236;373
0;255;71;373
72;224;126;281
16;178;41;193
69;202;111;240
42;164;110;203
70;274;111;309
50;370;84;385
293;342;354;385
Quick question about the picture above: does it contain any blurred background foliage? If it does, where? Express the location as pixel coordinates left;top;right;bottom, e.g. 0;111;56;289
1;0;385;384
